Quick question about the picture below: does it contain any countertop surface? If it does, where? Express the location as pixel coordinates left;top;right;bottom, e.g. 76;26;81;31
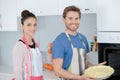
0;65;58;80
87;51;98;65
0;52;98;80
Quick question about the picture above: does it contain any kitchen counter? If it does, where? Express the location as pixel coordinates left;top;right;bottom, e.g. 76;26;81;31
43;69;58;80
87;51;98;65
0;65;58;80
0;52;99;80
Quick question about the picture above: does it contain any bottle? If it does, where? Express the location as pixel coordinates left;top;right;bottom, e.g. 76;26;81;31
90;42;94;52
93;36;98;52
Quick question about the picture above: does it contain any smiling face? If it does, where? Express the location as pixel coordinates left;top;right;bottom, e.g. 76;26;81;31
63;11;80;34
21;17;37;38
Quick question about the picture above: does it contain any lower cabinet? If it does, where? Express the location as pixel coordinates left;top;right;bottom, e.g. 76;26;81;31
0;66;13;80
0;74;13;80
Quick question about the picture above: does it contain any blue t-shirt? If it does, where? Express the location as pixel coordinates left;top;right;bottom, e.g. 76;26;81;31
52;32;89;70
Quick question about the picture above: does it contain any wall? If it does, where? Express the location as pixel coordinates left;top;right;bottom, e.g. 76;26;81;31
0;32;22;66
0;14;97;66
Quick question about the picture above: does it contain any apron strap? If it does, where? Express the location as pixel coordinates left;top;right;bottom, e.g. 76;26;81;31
64;31;74;48
64;31;86;49
22;36;33;77
78;34;86;49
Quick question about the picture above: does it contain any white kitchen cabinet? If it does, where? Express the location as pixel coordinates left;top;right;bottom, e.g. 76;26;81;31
17;0;58;16
0;0;17;31
97;0;120;31
0;3;2;31
97;32;120;43
0;15;2;30
58;0;96;15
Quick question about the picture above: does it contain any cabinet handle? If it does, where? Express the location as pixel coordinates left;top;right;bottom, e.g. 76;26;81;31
81;8;90;11
85;9;90;11
0;23;2;29
40;11;43;13
0;24;2;29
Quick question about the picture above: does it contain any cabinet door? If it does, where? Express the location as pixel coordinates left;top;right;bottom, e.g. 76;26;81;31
97;0;120;31
0;14;2;31
58;0;96;15
17;0;58;16
0;75;13;80
87;0;96;13
0;0;17;31
0;4;2;30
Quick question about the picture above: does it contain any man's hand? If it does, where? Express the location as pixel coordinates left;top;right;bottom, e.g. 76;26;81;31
98;61;107;65
80;74;96;80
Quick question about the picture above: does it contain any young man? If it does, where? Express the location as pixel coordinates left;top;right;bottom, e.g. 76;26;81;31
52;5;106;80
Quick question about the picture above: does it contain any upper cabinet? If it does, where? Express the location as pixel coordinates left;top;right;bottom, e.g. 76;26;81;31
97;0;120;31
0;0;96;31
17;0;96;16
0;4;1;30
58;0;96;15
17;0;58;16
0;0;17;31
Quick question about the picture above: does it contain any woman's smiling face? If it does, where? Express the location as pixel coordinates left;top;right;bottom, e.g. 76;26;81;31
22;17;37;37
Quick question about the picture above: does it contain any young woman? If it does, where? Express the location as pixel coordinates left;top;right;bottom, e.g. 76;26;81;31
13;10;43;80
